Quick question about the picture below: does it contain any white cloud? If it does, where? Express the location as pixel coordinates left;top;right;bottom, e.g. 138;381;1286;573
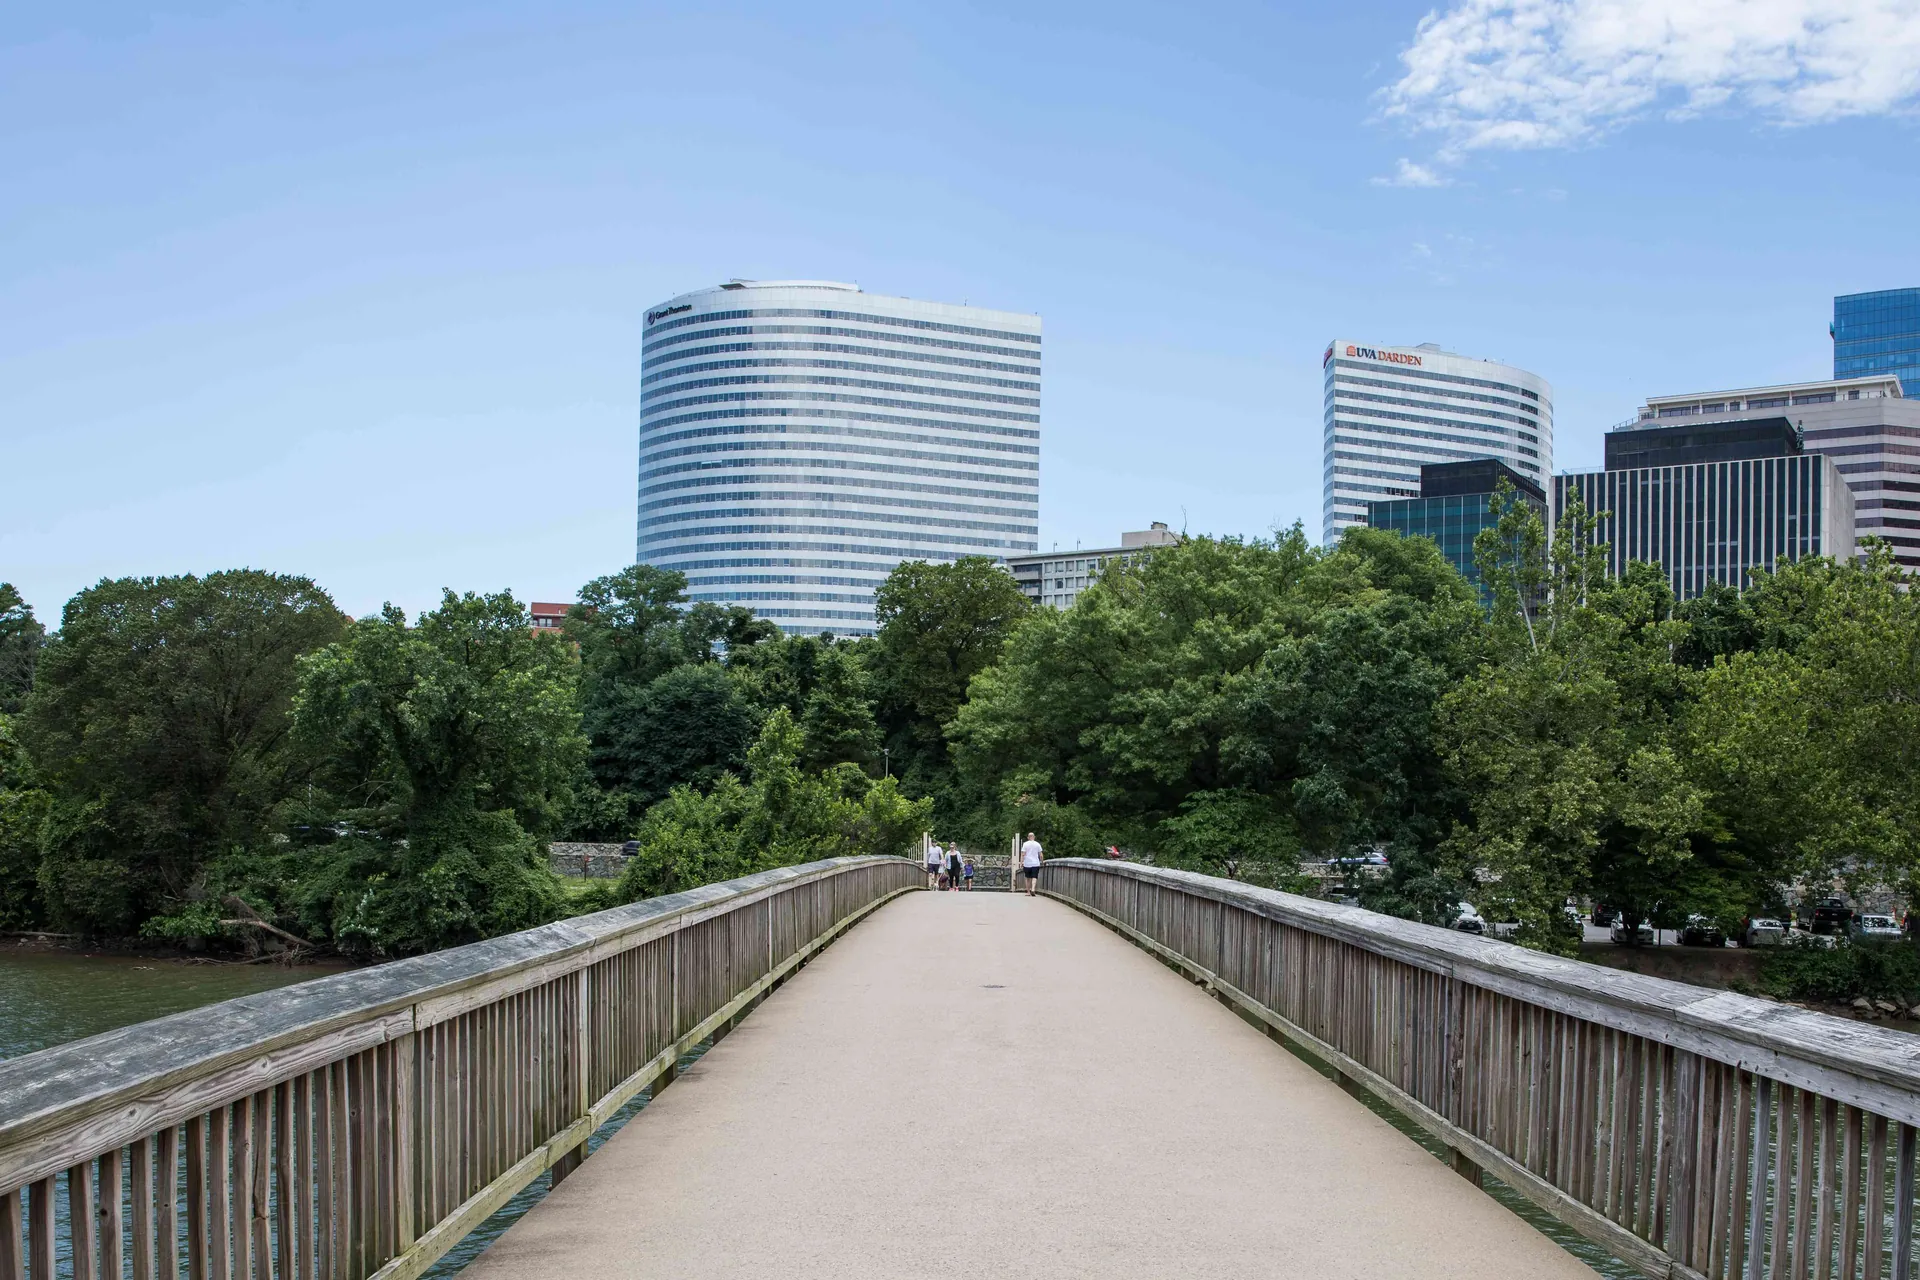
1372;157;1452;186
1381;0;1920;158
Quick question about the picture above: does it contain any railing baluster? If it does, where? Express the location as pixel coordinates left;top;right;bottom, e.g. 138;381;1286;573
1893;1124;1916;1280
101;1147;124;1280
27;1179;52;1280
1869;1114;1890;1280
1844;1107;1866;1280
130;1138;152;1280
157;1126;178;1280
0;1185;21;1280
1817;1097;1838;1280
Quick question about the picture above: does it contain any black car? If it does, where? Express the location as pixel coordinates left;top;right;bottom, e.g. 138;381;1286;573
1679;915;1726;947
1805;898;1854;936
1591;904;1618;927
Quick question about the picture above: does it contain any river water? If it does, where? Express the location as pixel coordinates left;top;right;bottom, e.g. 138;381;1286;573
0;945;346;1061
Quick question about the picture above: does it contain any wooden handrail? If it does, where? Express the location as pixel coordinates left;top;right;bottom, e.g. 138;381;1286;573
0;854;921;1280
1042;858;1920;1280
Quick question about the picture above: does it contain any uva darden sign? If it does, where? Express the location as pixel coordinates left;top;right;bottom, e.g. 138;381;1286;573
1345;344;1423;367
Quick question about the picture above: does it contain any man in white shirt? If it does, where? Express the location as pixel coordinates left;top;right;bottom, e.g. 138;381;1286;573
1020;833;1043;897
926;840;943;890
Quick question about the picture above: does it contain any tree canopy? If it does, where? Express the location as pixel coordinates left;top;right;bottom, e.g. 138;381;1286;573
19;571;347;934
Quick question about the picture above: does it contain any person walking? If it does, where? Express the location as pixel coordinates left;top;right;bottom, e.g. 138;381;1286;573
947;844;964;892
1020;833;1043;896
962;857;975;890
925;839;943;890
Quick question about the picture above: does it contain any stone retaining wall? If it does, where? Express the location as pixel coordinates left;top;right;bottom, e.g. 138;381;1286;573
549;843;628;879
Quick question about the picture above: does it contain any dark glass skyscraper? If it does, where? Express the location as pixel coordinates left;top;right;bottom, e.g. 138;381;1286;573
1834;288;1920;397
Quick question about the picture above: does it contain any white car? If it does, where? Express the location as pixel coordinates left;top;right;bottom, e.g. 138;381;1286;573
1852;914;1903;941
1744;918;1786;947
1452;903;1487;935
1611;919;1656;945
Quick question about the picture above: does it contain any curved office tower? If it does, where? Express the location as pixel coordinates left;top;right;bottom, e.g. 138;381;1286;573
1322;340;1552;545
638;281;1041;635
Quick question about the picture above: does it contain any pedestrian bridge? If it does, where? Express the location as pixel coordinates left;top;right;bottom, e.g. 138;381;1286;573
5;858;1920;1280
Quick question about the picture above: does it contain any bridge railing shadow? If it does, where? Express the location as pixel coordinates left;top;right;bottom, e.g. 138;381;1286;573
0;855;921;1280
1043;858;1920;1280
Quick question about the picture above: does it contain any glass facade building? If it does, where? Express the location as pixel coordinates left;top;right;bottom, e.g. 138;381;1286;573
1322;340;1552;545
637;280;1040;635
1366;460;1544;592
1834;288;1920;398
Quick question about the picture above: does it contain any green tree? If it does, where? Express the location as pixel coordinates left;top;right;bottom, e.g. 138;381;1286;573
607;708;927;901
870;557;1031;816
950;528;1477;896
20;571;347;935
797;644;880;773
563;565;777;833
286;590;584;955
0;584;45;716
588;662;758;804
1689;546;1920;895
1440;496;1715;952
0;714;49;930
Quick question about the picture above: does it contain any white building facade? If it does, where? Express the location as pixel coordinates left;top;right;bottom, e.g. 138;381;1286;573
637;281;1041;635
1322;340;1553;545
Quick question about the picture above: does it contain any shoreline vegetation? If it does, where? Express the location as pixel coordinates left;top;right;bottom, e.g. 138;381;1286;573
2;491;1918;998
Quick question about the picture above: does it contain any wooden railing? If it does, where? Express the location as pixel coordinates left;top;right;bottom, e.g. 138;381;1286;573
1042;859;1920;1280
0;855;919;1280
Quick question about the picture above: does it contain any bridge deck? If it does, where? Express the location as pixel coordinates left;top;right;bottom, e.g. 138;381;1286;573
463;889;1598;1279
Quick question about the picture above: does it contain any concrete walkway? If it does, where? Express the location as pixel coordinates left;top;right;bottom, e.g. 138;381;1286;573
464;890;1600;1279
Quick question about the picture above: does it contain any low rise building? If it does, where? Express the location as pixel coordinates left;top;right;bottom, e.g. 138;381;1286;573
1003;523;1179;610
530;601;570;633
1365;458;1545;592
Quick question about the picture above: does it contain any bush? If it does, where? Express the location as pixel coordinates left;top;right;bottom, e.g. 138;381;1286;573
1757;935;1920;1006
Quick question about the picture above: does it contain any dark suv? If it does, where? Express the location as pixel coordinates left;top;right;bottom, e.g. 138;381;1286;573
1804;898;1854;936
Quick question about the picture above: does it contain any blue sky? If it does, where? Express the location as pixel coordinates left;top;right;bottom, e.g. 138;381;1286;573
4;1;1918;620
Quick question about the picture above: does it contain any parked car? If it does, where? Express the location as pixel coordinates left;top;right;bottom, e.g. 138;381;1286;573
1452;903;1487;935
1680;915;1726;947
1804;898;1854;936
1611;919;1656;945
1590;903;1618;927
1744;918;1787;947
1852;914;1903;942
1326;851;1389;868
